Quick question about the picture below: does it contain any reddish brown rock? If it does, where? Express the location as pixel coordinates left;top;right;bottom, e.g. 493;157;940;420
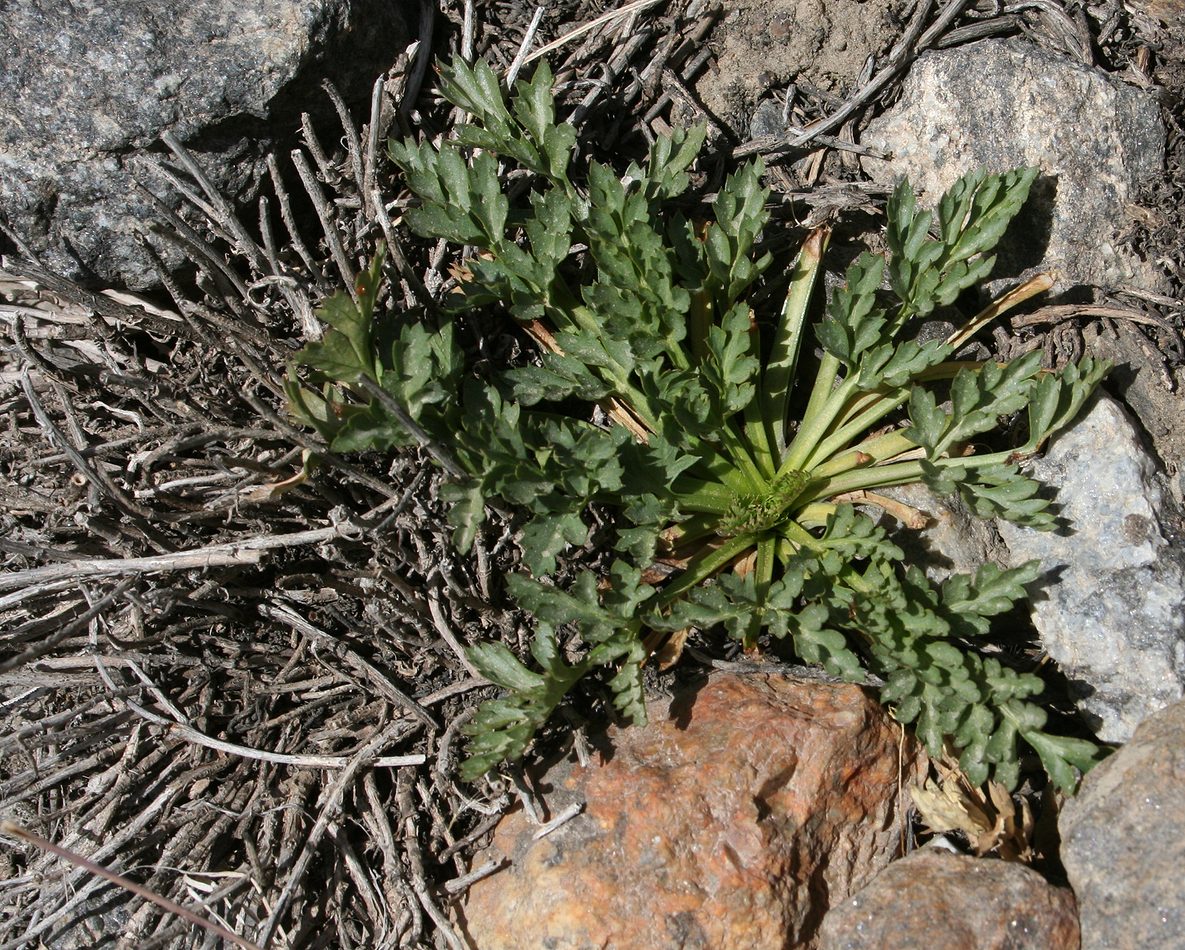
817;849;1080;950
458;673;925;949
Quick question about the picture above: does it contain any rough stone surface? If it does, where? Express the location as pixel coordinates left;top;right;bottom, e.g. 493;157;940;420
862;39;1165;293
459;673;926;950
1085;321;1185;506
997;393;1185;742
0;0;408;288
1060;698;1185;949
817;848;1080;950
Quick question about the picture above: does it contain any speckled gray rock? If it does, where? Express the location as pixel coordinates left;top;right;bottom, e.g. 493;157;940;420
817;848;1079;949
1085;321;1185;507
1060;698;1185;949
862;39;1165;293
0;0;408;288
997;394;1185;742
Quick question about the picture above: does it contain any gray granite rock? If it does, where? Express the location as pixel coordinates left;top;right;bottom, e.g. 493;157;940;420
1084;321;1185;507
1060;698;1185;950
998;394;1185;742
862;38;1165;293
0;0;409;288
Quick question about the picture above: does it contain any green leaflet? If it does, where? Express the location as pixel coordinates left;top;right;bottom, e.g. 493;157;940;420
887;167;1039;318
289;55;1111;792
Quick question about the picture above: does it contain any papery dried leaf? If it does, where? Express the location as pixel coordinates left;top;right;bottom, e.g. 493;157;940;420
911;778;993;838
652;627;690;671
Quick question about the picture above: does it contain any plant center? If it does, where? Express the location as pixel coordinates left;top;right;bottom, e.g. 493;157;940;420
716;469;810;537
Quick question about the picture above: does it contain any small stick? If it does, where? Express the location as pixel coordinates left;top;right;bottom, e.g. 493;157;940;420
364;75;386;218
505;6;546;87
0;218;41;262
403;0;437;118
945;273;1054;351
290;148;357;293
532;801;584;839
524;0;663;64
427;592;487;679
133;179;255;305
17;365;160;523
160;131;269;273
370;192;437;311
1011;304;1180;337
355;375;467;477
300;112;336;182
0;577;135;674
0;524;355;593
0;821;261;950
460;0;476;64
266;154;330;293
442;858;506;894
789;0;971;147
261;600;439;729
160;721;426;771
254;721;407;947
830;490;930;529
323;81;366;200
398;775;468;950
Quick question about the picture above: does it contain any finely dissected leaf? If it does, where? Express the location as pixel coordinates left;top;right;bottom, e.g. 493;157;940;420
857;337;952;391
460;629;587;781
704;160;773;306
948;167;1040;263
817;252;886;367
469;641;547;692
508;355;613;405
651;575;761;644
402;148;510;247
290;55;1110;788
888;167;1038;317
1021;729;1106;792
295;252;386;381
330;404;412;453
298;329;370;381
702;304;759;415
786;604;864;680
512;59;557;147
441;481;486;553
925;461;1056;529
518;511;589;576
816;504;904;564
606;649;648;723
906;350;1044;458
458;565;652;775
1025;356;1110;448
940;560;1042;635
632;124;707;200
438;57;513;133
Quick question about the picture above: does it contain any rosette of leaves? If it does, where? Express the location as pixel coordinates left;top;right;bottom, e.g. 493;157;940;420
287;57;1109;789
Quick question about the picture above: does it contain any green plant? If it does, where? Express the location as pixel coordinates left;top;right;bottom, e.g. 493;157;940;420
287;57;1109;790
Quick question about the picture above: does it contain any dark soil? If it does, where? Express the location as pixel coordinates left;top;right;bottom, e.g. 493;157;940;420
2;1;1183;947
